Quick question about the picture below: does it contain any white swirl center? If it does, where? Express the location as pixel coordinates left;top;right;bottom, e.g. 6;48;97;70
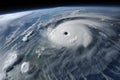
48;20;92;48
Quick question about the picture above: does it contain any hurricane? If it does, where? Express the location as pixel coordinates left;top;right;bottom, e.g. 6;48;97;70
0;7;120;80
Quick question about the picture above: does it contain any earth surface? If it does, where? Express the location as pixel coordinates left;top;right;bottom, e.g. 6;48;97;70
0;7;120;80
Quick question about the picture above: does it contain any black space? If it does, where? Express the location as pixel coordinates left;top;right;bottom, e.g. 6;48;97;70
0;0;119;14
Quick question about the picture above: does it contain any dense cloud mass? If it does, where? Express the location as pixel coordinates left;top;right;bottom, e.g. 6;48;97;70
0;7;120;80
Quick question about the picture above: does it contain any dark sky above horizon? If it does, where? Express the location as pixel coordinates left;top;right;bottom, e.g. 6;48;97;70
0;0;119;14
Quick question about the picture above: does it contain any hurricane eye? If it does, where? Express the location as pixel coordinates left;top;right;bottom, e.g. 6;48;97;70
63;31;68;35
